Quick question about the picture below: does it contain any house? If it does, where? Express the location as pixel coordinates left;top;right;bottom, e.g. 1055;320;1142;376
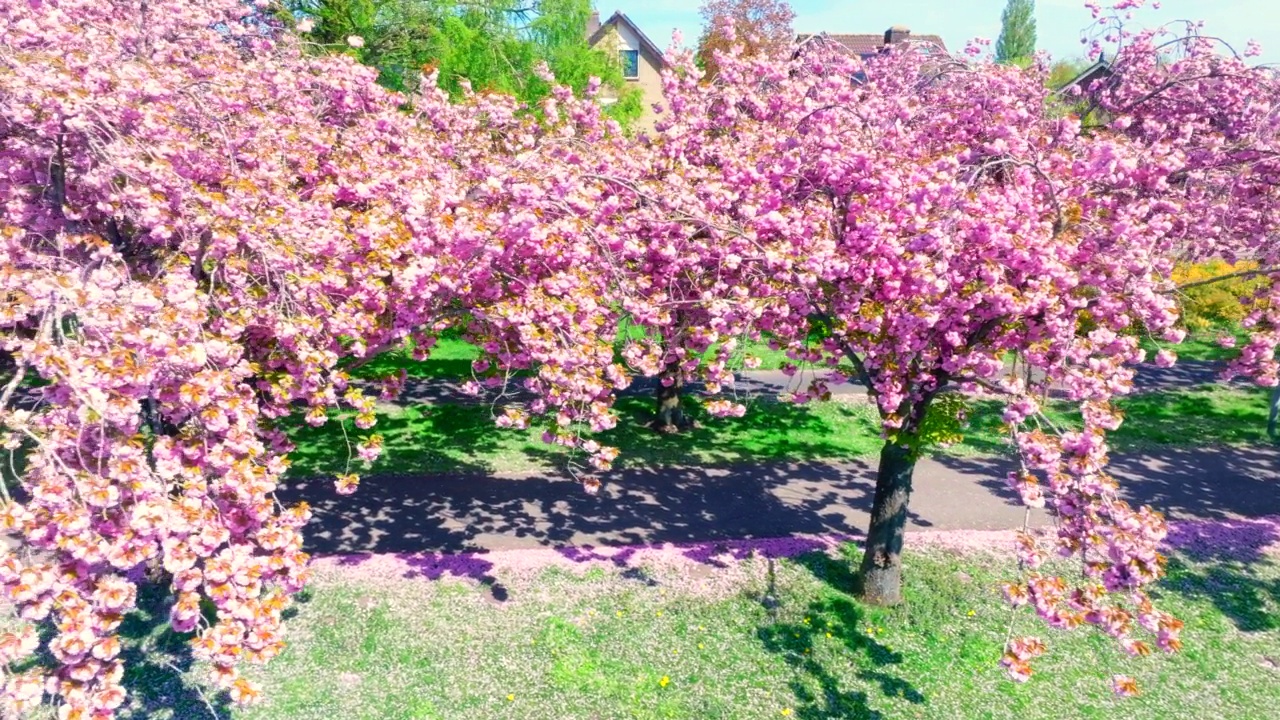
795;26;948;61
1056;54;1113;95
1050;55;1113;122
587;11;668;128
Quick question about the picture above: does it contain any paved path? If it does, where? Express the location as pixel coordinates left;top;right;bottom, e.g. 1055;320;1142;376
278;445;1280;556
389;360;1242;406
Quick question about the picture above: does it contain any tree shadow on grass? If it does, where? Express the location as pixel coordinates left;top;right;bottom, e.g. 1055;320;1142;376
755;553;924;720
115;582;231;720
286;391;881;482
285;402;514;478
519;396;883;470
1160;517;1280;633
1163;556;1280;633
1107;386;1272;448
935;384;1273;459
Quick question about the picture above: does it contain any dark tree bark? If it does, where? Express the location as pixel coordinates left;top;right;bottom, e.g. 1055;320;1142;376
857;439;917;606
1269;385;1280;439
652;358;688;433
852;368;946;607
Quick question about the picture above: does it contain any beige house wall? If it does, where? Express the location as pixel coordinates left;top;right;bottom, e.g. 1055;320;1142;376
592;24;666;130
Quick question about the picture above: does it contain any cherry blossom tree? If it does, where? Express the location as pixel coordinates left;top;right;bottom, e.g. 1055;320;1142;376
3;0;1279;713
0;2;657;712
658;2;1280;688
0;0;484;713
602;57;817;433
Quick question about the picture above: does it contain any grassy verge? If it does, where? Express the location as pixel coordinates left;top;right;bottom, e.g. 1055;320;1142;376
962;384;1274;453
285;396;886;477
348;333;835;381
286;385;1275;478
350;336;481;379
351;328;1243;383
114;546;1280;720
1138;331;1244;364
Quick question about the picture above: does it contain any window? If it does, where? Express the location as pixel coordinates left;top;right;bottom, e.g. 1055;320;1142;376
620;49;639;79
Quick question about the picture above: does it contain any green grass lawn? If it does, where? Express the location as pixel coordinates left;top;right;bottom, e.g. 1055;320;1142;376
351;328;1241;383
348;331;834;381
1138;331;1245;364
285;396;887;477
113;546;1280;720
350;335;481;379
285;384;1276;478
962;384;1275;454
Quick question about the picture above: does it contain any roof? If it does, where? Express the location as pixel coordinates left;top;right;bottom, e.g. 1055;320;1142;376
1057;56;1113;93
587;11;668;68
795;32;948;56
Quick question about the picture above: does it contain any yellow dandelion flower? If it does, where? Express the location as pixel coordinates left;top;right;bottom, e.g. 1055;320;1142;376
782;709;792;716
698;643;705;649
506;694;515;702
967;610;976;617
616;611;623;617
659;676;670;688
656;611;663;617
826;632;833;638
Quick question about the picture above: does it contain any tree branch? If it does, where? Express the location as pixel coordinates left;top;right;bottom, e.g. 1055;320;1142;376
1169;265;1280;293
0;355;27;415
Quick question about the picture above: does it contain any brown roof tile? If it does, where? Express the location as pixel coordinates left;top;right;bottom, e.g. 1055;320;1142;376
796;32;948;56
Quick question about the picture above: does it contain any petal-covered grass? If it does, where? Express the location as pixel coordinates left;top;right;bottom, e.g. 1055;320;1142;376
284;385;1276;478
109;539;1280;719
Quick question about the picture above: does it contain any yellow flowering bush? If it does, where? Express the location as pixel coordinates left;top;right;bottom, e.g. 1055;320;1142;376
1172;260;1268;332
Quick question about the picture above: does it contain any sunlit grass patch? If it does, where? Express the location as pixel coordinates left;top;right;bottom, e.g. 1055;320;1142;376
124;546;1279;720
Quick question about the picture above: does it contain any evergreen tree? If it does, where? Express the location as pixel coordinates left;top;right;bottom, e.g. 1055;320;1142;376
995;0;1036;66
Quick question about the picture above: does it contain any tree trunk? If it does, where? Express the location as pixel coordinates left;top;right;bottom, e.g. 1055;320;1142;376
858;439;917;606
1269;386;1280;439
652;359;686;433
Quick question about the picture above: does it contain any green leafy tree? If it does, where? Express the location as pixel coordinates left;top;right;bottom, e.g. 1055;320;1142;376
995;0;1036;66
1047;58;1090;88
288;0;641;125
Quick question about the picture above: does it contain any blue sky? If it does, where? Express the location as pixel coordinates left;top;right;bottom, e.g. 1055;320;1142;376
616;0;1280;64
